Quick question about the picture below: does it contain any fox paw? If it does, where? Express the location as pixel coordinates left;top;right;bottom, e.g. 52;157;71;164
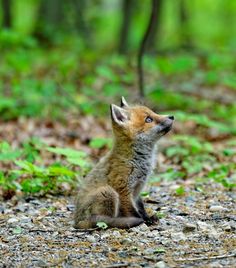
144;215;159;226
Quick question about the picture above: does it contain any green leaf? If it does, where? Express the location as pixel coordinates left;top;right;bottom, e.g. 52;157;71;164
13;226;22;234
223;149;235;156
154;248;166;254
48;166;75;177
140;191;150;197
175;186;185;196
0;151;22;161
156;212;166;219
67;157;89;167
89;137;112;149
21;178;44;193
96;221;108;230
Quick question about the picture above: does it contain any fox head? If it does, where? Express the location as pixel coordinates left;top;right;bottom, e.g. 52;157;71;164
110;97;174;144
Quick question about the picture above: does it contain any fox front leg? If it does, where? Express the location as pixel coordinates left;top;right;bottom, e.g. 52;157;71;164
136;198;158;225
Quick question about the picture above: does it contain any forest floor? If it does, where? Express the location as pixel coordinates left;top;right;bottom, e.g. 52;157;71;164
0;181;235;267
0;115;235;267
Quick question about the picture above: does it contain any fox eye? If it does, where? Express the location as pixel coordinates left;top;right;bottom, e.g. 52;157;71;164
145;116;153;123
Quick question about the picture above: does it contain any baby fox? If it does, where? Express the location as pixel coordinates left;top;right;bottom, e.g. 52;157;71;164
74;97;174;229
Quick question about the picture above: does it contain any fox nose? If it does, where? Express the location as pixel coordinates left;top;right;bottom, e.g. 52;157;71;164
168;115;174;120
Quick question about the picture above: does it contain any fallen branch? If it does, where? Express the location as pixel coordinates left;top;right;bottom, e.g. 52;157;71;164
105;263;130;268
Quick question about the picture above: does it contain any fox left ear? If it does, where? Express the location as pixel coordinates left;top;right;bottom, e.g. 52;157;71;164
110;104;129;126
120;96;129;108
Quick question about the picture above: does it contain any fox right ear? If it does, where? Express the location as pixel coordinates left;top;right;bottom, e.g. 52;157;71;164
110;104;129;126
120;96;129;108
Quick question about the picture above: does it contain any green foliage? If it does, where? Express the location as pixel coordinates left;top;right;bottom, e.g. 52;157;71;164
0;142;22;161
207;164;236;189
89;137;112;149
175;186;185;196
0;141;91;195
156;212;166;219
13;226;22;235
140;191;150;197
154;248;166;254
47;147;91;174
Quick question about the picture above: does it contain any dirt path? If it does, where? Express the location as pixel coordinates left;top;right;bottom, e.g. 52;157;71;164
0;182;235;268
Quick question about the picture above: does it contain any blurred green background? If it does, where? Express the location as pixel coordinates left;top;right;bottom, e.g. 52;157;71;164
0;0;236;118
0;0;236;196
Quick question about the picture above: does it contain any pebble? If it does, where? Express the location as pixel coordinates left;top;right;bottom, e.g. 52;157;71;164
209;205;226;212
147;230;159;238
121;238;133;245
160;238;171;246
112;230;121;238
139;223;149;232
197;221;212;232
171;232;186;242
197;221;220;238
221;222;231;231
20;216;32;224
7;218;19;224
155;261;167;268
183;223;196;232
87;235;97;243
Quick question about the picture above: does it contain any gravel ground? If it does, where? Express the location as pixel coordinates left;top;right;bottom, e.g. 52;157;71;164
0;182;235;268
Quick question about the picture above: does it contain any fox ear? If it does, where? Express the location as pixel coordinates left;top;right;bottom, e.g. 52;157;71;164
120;96;129;108
110;104;129;126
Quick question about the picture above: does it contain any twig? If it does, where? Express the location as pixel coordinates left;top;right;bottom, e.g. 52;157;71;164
175;252;236;262
29;229;55;233
137;0;159;99
105;262;130;268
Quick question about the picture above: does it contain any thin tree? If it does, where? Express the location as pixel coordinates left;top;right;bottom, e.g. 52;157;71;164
72;0;91;47
145;0;163;53
137;0;160;99
180;0;192;49
118;0;134;54
2;0;11;28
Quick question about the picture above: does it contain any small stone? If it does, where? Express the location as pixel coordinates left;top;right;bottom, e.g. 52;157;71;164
144;248;154;255
121;238;132;245
139;223;149;232
155;261;167;268
112;230;121;237
209;205;225;212
0;206;5;213
147;230;159;238
20;216;32;223
0;242;9;249
7;218;19;224
129;227;139;233
171;232;186;242
221;222;231;231
87;235;97;243
183;223;196;232
197;221;220;238
33;259;48;267
160;238;171;245
197;221;212;232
